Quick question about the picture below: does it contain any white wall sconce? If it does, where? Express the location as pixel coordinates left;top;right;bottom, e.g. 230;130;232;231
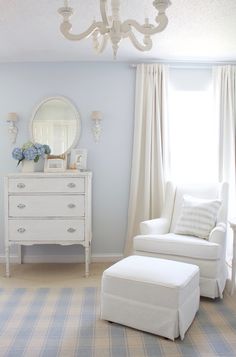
91;111;103;143
6;112;19;144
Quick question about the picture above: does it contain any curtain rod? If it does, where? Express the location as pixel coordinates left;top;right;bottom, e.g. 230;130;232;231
130;60;236;69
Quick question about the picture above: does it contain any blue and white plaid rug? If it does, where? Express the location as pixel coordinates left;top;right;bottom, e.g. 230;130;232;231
0;287;236;356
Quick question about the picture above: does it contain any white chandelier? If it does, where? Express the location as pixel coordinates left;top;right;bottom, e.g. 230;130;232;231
58;0;171;59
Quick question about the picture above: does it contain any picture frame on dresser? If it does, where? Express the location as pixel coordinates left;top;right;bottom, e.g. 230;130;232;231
70;149;87;171
44;154;67;172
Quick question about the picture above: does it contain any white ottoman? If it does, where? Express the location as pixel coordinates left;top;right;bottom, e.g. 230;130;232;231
101;256;200;340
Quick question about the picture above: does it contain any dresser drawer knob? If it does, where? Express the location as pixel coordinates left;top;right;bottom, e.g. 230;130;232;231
17;204;26;209
68;203;76;209
17;183;26;189
67;183;76;188
17;228;26;233
67;228;76;233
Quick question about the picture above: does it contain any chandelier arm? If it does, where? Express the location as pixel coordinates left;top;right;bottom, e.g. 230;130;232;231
122;15;168;36
127;31;153;52
58;0;171;58
60;21;108;41
100;0;109;26
93;33;109;54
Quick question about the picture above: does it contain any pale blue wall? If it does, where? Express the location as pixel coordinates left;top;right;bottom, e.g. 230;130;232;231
0;62;135;259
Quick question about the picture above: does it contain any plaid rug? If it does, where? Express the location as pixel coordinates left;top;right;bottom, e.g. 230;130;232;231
0;287;236;357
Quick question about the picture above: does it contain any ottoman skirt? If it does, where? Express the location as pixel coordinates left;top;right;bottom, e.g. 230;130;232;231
101;256;200;340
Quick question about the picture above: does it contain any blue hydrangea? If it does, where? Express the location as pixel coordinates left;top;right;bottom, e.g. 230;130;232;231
12;147;23;161
22;141;34;151
43;144;51;155
12;142;51;165
23;146;38;161
34;143;46;157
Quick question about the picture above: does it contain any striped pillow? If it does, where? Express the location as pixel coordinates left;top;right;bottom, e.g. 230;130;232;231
174;195;221;239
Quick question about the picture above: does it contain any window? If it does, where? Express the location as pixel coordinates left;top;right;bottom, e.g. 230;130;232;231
168;68;218;183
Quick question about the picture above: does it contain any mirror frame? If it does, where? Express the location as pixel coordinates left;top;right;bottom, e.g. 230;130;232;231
29;96;81;155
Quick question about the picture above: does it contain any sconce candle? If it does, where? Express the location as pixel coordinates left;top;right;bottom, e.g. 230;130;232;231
91;111;102;121
7;112;18;122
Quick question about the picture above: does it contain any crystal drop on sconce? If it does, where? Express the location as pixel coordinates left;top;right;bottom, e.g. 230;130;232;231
6;112;19;144
91;111;103;143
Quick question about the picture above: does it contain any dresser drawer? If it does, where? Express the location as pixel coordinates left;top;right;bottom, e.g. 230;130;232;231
8;177;85;193
9;219;85;242
9;195;85;217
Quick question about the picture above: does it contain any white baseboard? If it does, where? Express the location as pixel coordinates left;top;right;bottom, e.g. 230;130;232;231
91;254;123;263
0;255;19;264
0;254;123;264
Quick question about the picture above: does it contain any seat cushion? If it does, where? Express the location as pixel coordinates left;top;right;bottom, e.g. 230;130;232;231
133;233;221;260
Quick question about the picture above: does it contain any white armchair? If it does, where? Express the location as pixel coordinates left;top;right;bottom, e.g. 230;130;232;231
133;182;229;299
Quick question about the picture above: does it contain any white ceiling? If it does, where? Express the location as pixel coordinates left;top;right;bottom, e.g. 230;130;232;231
0;0;236;63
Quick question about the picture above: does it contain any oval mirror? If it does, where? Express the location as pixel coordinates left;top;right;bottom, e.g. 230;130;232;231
30;97;81;155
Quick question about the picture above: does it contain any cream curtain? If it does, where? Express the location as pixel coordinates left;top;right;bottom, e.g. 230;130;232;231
124;64;169;255
214;65;236;262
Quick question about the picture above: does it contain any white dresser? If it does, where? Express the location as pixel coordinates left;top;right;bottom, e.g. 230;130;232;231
4;171;92;277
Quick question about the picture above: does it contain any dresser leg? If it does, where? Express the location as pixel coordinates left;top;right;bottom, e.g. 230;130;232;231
18;245;22;264
5;245;10;278
85;247;90;277
88;243;91;264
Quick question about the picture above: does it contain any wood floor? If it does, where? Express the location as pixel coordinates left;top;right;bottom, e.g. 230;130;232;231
0;262;112;288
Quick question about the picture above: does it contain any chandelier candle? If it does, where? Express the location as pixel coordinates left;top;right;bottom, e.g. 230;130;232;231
58;0;171;59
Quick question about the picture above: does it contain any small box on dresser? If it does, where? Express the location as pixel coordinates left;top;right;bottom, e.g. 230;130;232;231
4;171;92;277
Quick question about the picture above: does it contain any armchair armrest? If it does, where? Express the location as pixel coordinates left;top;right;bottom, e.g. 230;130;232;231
140;218;170;235
208;223;227;246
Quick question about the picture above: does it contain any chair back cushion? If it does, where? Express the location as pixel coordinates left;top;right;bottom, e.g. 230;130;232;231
169;183;227;233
